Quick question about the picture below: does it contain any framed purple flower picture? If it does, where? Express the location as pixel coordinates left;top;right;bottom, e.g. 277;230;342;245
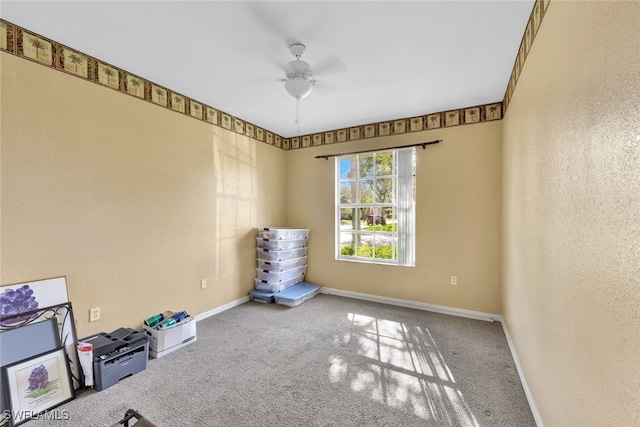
0;277;81;391
2;347;75;426
0;277;69;326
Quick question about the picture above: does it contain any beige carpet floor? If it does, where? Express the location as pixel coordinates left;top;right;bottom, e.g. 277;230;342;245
27;294;535;426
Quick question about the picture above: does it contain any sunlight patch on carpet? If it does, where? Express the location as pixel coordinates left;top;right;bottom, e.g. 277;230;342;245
326;312;480;426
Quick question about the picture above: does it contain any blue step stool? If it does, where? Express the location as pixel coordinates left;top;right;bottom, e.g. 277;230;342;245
274;282;320;307
249;289;276;304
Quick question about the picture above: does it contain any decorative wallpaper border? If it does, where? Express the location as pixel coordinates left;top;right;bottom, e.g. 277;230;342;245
503;0;550;113
1;2;545;152
0;19;285;149
268;0;550;150
284;102;503;150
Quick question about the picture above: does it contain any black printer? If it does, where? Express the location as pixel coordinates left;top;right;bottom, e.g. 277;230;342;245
80;327;148;391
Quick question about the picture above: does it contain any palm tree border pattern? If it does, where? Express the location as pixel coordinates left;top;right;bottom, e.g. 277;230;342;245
0;8;544;151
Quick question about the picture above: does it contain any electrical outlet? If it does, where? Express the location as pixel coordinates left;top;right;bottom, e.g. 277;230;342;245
451;276;458;285
201;279;207;289
89;307;100;322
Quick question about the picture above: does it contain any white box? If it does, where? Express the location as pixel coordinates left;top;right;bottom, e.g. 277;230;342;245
256;265;307;283
257;256;307;272
256;247;307;262
254;274;304;293
256;238;307;251
144;317;197;359
259;228;310;240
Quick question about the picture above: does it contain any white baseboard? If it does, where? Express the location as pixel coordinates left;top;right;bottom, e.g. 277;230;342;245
500;321;544;427
195;296;250;322
319;286;501;322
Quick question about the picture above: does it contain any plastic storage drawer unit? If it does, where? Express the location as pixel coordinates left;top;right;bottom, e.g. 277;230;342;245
257;247;308;262
259;228;310;241
254;274;304;293
257;256;307;272
256;265;307;283
256;238;307;251
249;289;276;304
274;282;321;307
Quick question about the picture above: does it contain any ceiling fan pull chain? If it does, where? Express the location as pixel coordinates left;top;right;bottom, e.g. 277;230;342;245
296;98;300;133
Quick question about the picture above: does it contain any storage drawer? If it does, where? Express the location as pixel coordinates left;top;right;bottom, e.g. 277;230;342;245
256;265;307;283
257;256;307;272
254;274;304;293
274;282;321;308
256;247;308;262
249;289;276;304
259;228;310;241
256;238;307;251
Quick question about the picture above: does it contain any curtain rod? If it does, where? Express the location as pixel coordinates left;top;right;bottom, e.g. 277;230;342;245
314;139;442;160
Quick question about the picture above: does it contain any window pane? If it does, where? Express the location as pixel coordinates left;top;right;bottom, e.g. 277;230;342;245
384;207;396;229
340;207;356;224
356;208;369;229
374;178;394;203
341;208;368;230
339;156;356;179
339;231;357;256
374;234;397;260
375;151;394;176
359;179;374;203
356;236;374;259
359;154;374;178
364;210;385;228
340;180;354;204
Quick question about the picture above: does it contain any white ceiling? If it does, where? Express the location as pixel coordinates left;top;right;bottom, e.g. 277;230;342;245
1;1;534;138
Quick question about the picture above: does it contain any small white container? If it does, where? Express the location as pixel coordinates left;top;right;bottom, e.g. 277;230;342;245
256;238;307;251
256;247;308;262
144;317;197;359
256;265;307;283
259;228;310;241
257;256;307;272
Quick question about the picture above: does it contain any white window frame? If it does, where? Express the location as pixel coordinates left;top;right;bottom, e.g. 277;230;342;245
335;147;415;266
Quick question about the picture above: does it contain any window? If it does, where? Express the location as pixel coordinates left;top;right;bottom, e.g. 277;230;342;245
336;147;415;266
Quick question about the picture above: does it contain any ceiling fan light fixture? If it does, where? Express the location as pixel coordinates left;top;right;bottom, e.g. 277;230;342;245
284;77;314;100
285;59;311;78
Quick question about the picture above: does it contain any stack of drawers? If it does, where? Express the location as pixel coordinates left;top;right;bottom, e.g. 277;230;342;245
251;228;310;303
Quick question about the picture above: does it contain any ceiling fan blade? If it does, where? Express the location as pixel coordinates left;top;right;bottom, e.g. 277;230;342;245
260;52;287;73
243;2;299;48
313;56;348;78
246;76;286;83
313;81;338;95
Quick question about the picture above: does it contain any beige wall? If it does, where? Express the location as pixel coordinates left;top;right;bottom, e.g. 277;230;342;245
0;53;286;337
502;2;640;426
286;121;503;314
10;4;640;422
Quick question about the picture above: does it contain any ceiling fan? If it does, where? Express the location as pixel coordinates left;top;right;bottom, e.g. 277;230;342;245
277;42;346;132
283;43;316;101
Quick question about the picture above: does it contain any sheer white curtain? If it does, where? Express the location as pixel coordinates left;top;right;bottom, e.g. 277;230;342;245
396;147;415;266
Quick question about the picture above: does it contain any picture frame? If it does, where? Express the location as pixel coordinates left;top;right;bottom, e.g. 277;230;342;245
0;277;69;327
0;318;60;367
2;347;75;426
0;318;60;418
0;278;82;391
